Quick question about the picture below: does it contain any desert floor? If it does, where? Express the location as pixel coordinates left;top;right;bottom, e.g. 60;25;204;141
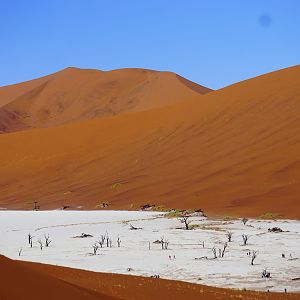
1;210;299;293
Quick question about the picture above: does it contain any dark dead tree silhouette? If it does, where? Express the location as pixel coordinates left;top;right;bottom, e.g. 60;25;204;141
44;234;52;247
221;242;227;258
180;216;191;230
251;250;258;265
226;231;233;242
28;233;33;248
92;243;99;255
242;218;248;225
242;234;249;245
117;237;121;247
212;247;217;259
37;239;43;250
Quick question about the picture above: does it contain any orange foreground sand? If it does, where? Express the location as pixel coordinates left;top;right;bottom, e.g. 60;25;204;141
0;66;300;218
1;255;299;300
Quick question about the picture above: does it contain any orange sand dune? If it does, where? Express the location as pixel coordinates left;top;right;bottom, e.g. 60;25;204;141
0;66;300;218
0;255;118;300
0;67;211;133
17;258;300;300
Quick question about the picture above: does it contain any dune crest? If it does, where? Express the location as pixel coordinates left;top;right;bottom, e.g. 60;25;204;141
0;67;211;133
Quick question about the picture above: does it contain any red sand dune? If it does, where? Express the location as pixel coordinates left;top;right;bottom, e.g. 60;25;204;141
0;67;211;133
0;255;118;300
0;66;300;218
0;256;295;300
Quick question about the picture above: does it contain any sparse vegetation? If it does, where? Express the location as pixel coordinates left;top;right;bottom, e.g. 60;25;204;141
96;202;109;209
110;182;123;190
259;212;281;219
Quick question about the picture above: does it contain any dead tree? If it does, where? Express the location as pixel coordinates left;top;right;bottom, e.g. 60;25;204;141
221;242;227;258
262;268;271;278
18;248;23;257
97;239;104;248
226;231;233;242
37;239;43;250
44;234;52;247
242;218;248;225
33;201;40;210
129;224;142;230
242;234;249;245
212;247;217;259
106;235;110;247
165;239;169;250
28;233;33;248
99;235;106;247
92;243;99;255
180;216;191;230
251;250;258;265
160;237;169;250
117;237;121;247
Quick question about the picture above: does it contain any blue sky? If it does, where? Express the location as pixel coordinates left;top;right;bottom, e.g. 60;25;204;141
0;0;299;89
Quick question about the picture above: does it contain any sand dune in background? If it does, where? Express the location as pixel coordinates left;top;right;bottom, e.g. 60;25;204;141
0;67;211;133
0;66;300;218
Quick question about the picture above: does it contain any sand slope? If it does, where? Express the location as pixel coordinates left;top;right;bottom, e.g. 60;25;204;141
0;67;211;133
18;259;300;300
0;66;300;217
0;255;118;300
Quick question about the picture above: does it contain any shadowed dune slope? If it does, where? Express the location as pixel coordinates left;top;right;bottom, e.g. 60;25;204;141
0;65;300;217
0;255;119;300
19;260;300;300
0;67;211;133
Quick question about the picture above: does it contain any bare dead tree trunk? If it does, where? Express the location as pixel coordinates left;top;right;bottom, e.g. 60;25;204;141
28;233;33;248
161;237;165;250
221;242;227;257
117;237;121;247
212;247;217;259
100;235;105;246
262;268;271;278
165;240;169;250
226;231;233;242
180;216;191;230
18;248;23;256
92;243;99;255
242;218;248;225
251;250;258;265
33;201;40;210
97;239;104;248
44;234;52;247
37;239;43;250
242;234;249;245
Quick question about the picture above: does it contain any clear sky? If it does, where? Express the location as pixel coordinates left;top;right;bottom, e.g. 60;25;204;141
0;0;299;89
